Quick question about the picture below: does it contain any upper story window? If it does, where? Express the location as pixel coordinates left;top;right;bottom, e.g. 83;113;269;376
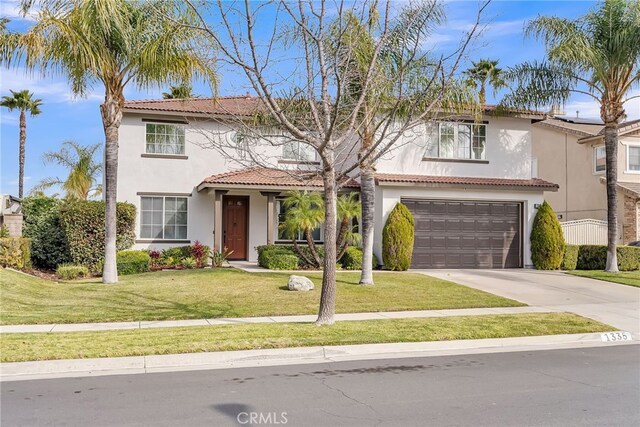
594;145;606;173
283;140;317;162
145;123;185;155
628;145;640;172
140;196;188;240
425;122;486;160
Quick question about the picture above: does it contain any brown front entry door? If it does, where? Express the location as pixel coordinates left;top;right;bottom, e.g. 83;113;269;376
223;196;249;260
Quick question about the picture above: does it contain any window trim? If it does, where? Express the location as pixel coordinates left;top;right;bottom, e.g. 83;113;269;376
144;122;186;156
626;143;640;174
593;145;606;174
282;140;319;163
139;195;188;241
425;122;488;161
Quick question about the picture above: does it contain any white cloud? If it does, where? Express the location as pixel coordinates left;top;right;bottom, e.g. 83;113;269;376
0;113;19;126
562;89;640;121
0;0;39;22
1;67;102;103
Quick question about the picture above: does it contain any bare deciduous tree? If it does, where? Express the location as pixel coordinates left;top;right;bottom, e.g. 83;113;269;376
182;0;485;325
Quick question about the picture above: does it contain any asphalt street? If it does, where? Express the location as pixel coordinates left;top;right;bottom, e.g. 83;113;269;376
2;344;639;427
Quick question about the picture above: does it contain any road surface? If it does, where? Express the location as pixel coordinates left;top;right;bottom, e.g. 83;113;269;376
2;345;639;426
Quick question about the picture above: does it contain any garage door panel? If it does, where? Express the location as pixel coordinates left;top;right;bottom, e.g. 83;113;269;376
403;198;522;269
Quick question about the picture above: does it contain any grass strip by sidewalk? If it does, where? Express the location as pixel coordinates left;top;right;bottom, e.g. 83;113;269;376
566;270;640;288
0;268;524;325
1;313;612;363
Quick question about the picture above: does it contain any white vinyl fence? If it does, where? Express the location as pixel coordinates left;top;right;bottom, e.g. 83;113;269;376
561;219;608;245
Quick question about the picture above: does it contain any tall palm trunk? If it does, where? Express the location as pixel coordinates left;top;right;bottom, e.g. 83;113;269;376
604;123;619;272
100;90;123;283
18;110;26;198
316;163;338;326
479;82;486;105
359;119;375;285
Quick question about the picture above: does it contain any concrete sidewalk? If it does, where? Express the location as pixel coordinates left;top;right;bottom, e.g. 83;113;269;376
0;305;556;333
2;333;636;382
417;269;640;334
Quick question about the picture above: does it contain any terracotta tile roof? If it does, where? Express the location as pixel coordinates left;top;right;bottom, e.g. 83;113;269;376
535;117;603;137
123;95;262;117
375;173;559;190
198;167;360;190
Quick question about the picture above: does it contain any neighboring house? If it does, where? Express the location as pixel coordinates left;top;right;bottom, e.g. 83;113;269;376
118;97;558;268
532;116;640;243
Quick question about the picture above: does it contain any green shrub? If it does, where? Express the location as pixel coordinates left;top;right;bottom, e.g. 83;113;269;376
576;245;607;270
0;225;9;238
382;203;415;271
618;246;640;271
116;250;150;275
340;247;379;270
530;201;565;270
0;237;31;269
257;245;295;268
22;196;70;269
181;257;197;269
161;246;192;264
561;245;579;270
56;264;90;280
59;201;136;271
576;245;640;271
263;253;299;270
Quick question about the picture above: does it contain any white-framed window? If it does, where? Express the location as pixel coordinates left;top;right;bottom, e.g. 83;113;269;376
425;122;487;160
627;144;640;173
283;140;317;162
145;123;185;155
140;196;188;240
276;198;322;242
594;145;606;173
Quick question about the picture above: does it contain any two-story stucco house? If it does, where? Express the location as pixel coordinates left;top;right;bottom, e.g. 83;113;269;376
117;96;558;268
532;116;640;243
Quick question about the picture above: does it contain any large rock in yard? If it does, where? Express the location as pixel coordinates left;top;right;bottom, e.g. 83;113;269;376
288;275;314;291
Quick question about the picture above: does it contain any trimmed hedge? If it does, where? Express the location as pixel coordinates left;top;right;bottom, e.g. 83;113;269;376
576;245;640;271
262;252;299;270
22;196;70;269
0;237;31;269
530;201;565;270
56;264;90;280
382;203;414;271
561;245;579;270
116;250;151;275
340;246;379;270
60;201;136;271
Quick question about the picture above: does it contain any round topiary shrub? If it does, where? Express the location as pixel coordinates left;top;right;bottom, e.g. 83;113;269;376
530;201;565;270
382;202;415;271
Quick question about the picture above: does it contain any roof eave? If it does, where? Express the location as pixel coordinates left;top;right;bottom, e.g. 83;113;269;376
374;180;558;192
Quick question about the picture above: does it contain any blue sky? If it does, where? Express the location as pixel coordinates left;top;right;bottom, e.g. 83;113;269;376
1;0;638;196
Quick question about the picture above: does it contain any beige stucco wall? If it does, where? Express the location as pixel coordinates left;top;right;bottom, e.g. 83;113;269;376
531;126;607;221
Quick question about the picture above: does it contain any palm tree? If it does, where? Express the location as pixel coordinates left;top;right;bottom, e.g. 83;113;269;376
464;59;506;105
162;82;194;99
4;0;216;282
33;141;102;200
336;192;361;260
1;89;42;198
280;190;325;267
501;0;640;272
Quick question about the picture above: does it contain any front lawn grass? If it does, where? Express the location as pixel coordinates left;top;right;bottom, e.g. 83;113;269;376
567;270;640;288
0;268;524;325
0;313;611;362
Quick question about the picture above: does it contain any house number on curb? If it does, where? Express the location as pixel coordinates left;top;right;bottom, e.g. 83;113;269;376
600;331;632;342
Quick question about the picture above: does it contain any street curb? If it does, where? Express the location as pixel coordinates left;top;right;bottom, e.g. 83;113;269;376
1;332;637;382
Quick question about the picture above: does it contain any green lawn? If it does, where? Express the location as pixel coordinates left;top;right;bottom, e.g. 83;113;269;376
0;313;611;363
0;268;524;325
567;270;640;288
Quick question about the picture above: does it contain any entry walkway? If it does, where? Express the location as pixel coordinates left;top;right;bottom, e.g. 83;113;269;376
417;269;640;334
1;305;556;334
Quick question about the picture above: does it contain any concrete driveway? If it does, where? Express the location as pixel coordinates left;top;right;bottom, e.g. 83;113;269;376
417;269;640;334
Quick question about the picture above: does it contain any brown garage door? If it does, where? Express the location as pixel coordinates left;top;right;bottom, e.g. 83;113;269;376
402;199;522;269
